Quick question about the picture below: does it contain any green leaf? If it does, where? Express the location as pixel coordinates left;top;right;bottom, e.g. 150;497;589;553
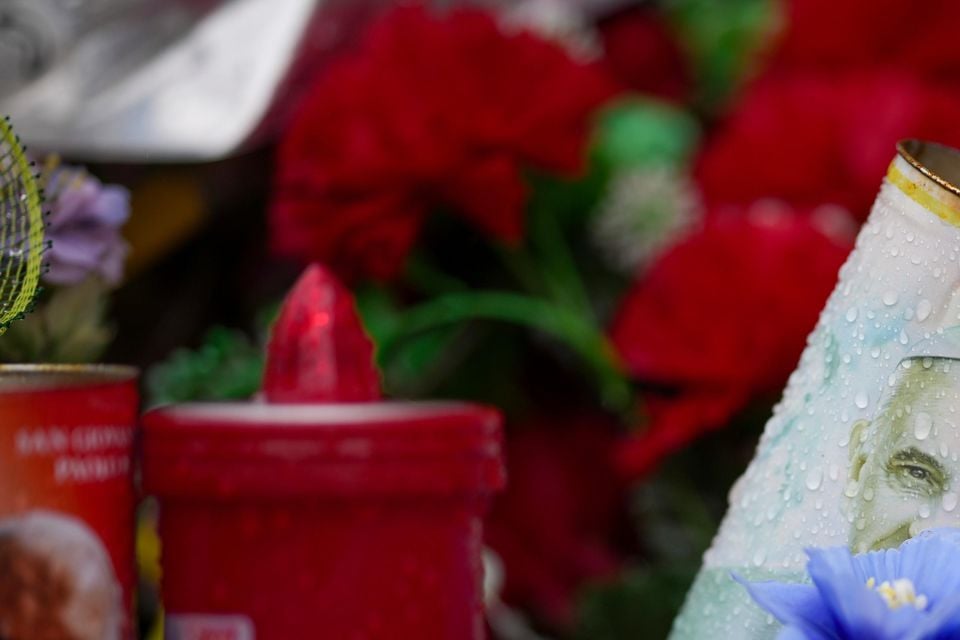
664;0;780;109
146;326;264;406
575;564;699;640
378;324;473;397
376;290;634;414
353;284;402;350
0;278;113;363
593;98;701;173
526;162;609;228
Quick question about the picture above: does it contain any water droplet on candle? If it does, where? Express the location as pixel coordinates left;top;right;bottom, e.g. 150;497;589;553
845;307;858;322
919;504;932;519
944;493;959;513
915;412;933;440
917;299;932;321
883;291;899;306
855;392;869;409
805;468;823;491
845;480;860;498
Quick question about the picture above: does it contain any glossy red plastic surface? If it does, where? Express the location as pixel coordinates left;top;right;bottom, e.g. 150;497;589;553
262;264;381;403
143;401;504;640
0;366;138;639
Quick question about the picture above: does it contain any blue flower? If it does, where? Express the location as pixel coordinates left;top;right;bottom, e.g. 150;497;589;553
737;529;960;640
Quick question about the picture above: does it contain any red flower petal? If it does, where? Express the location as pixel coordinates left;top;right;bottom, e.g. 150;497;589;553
598;6;692;102
443;155;527;243
772;0;960;81
616;388;748;478
609;211;849;476
270;5;616;280
271;193;424;282
485;416;624;626
696;70;960;220
611;212;848;389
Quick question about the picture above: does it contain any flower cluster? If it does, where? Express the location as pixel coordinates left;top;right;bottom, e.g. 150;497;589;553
610;208;850;475
612;0;960;478
271;5;616;281
740;529;960;640
257;0;960;633
0;157;130;363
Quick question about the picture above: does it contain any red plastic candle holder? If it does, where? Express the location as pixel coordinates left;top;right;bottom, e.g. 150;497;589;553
143;401;504;640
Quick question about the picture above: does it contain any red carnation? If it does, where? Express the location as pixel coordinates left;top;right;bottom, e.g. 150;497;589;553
598;6;692;102
772;0;960;82
610;208;851;477
271;5;616;280
485;415;625;628
696;70;960;221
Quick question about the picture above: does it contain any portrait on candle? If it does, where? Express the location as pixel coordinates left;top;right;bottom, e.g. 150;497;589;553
0;510;121;640
846;356;960;553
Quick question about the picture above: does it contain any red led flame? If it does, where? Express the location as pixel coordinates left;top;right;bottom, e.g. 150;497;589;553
263;264;382;403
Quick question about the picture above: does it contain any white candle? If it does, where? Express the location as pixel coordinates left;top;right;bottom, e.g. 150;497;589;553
672;140;960;638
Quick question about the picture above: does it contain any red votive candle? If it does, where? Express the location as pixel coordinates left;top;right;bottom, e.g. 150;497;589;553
142;400;504;639
146;264;505;638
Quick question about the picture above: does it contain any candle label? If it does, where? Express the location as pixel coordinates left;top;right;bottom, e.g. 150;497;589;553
167;614;256;640
0;371;138;639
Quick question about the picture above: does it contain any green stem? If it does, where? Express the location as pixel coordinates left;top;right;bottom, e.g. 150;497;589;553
404;253;469;295
497;246;545;295
529;205;594;316
379;291;633;413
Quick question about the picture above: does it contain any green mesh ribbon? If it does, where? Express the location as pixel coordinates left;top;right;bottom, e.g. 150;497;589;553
0;117;45;334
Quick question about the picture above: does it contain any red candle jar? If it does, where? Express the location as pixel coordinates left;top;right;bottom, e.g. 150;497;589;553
0;364;139;640
143;401;504;640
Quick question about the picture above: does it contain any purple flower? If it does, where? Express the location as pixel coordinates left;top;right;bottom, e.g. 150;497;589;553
43;163;130;286
738;529;960;640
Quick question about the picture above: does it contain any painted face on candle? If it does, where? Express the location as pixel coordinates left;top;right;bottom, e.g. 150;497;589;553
0;511;121;640
847;357;960;553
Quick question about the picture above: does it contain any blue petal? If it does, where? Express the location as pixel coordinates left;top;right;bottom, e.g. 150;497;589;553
904;592;960;640
733;574;838;639
850;547;902;588
896;528;960;603
806;546;895;639
778;625;816;640
906;528;960;548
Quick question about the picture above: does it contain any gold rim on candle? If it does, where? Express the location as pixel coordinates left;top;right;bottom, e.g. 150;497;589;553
888;139;960;227
0;364;138;390
896;139;960;199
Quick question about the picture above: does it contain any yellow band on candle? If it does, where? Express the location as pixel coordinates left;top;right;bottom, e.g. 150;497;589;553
887;162;960;228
